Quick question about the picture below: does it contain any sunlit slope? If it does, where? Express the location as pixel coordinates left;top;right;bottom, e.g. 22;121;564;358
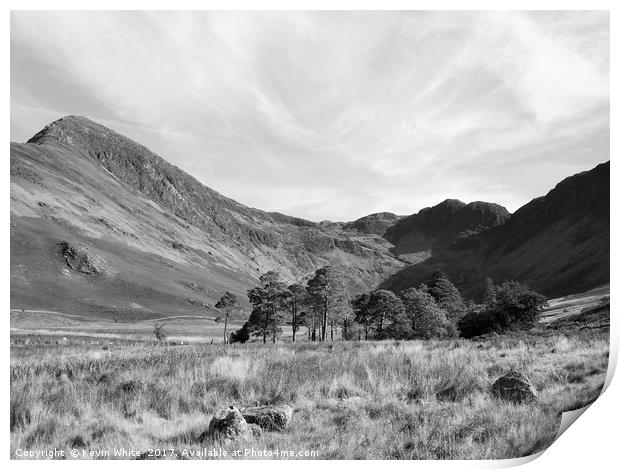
10;116;403;317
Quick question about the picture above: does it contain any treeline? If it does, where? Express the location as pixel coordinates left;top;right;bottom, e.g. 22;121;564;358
230;267;351;344
222;267;548;344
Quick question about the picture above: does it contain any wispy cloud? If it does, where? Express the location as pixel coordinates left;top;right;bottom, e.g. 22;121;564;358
11;11;609;221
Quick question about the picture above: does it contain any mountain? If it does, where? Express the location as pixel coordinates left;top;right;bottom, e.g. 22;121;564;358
480;161;609;297
380;162;610;299
10;116;609;318
10;116;403;318
343;212;404;236
385;199;510;261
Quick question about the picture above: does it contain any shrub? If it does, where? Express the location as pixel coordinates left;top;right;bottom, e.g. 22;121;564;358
459;281;547;338
153;322;167;342
487;281;547;328
458;309;497;338
230;323;250;343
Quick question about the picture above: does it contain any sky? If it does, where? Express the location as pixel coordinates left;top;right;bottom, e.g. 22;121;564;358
10;11;609;222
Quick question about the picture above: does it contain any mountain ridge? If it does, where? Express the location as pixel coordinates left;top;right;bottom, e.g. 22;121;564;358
10;116;609;317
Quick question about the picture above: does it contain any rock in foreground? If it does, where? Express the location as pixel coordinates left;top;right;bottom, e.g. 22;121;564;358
492;371;537;403
205;406;254;442
241;405;293;431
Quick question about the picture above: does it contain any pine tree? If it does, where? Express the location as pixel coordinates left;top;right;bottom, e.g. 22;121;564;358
427;270;466;323
288;283;307;342
353;293;373;340
214;291;241;344
247;271;291;343
306;266;350;342
353;290;409;339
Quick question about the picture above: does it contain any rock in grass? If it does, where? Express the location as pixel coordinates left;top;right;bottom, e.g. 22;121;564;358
206;406;253;442
492;371;537;403
241;405;293;431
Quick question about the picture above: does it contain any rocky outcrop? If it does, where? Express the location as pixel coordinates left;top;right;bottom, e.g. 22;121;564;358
492;371;537;403
59;241;113;275
343;212;402;236
241;404;293;431
385;199;510;247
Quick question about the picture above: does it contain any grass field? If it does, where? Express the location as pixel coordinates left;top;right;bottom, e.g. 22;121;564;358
10;313;609;460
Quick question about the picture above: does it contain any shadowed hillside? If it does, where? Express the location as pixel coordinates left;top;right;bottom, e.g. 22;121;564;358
380;162;610;299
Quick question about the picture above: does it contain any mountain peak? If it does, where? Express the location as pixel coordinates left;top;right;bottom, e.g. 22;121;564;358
28;115;107;145
437;199;467;209
343;212;403;236
26;115;153;163
386;198;509;246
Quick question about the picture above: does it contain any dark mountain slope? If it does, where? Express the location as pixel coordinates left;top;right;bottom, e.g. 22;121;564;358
380;162;610;299
492;161;609;253
386;199;510;247
480;161;610;297
381;199;510;266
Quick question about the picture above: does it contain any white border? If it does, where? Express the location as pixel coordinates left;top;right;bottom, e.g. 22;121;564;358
3;1;616;469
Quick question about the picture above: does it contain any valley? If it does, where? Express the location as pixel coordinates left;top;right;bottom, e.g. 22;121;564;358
9;116;611;461
10;116;610;320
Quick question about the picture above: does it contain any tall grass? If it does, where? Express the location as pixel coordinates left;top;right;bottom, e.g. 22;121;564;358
10;332;608;459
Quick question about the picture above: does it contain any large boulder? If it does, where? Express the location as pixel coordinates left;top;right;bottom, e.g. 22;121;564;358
241;405;293;431
205;406;253;442
492;371;537;403
59;241;112;275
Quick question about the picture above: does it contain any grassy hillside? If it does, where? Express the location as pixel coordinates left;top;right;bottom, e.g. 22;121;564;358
10;117;403;317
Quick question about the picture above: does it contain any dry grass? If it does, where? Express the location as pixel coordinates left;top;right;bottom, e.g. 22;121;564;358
10;330;608;460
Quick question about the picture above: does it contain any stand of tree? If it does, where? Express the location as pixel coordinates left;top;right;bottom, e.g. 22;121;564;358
228;268;548;344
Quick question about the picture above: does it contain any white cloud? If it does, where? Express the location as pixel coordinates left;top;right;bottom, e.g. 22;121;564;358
10;11;609;221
